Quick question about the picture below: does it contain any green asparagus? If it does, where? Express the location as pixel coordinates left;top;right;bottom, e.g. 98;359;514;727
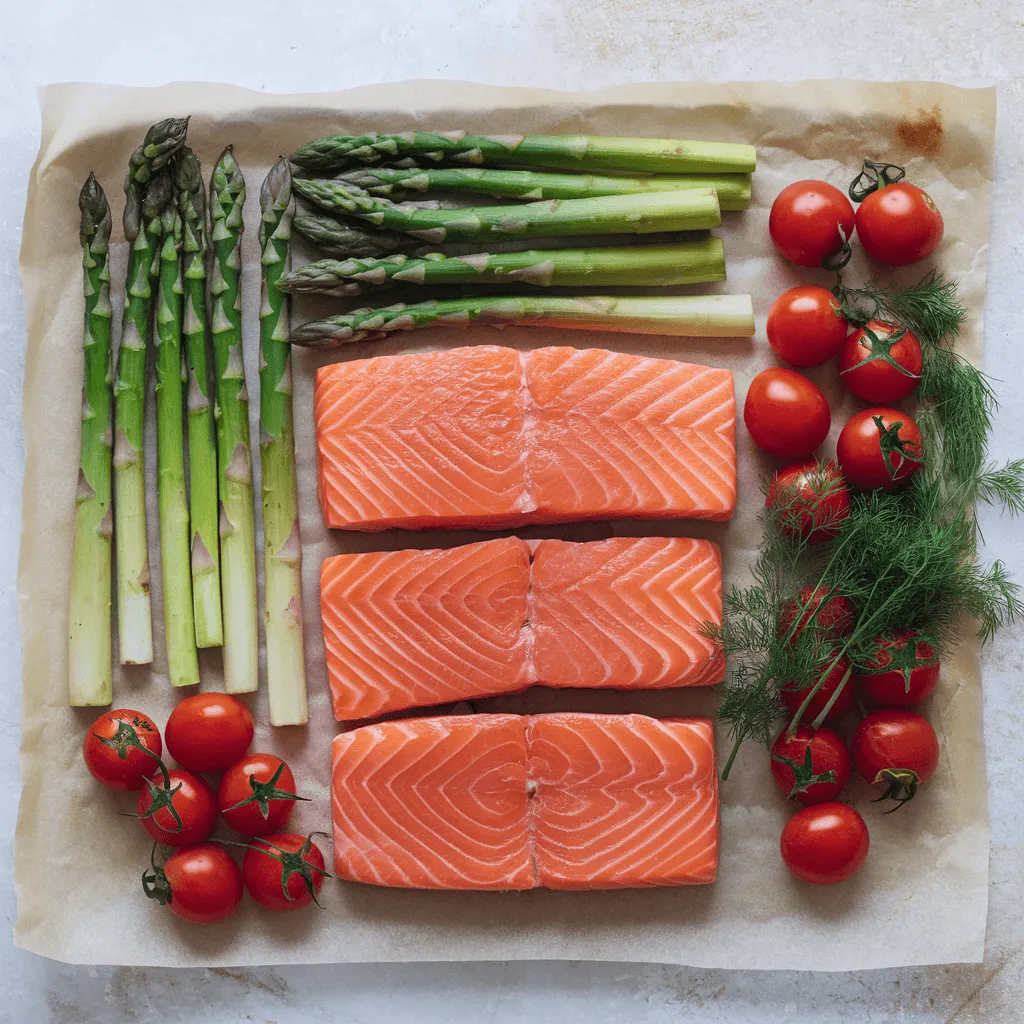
178;148;222;649
259;158;308;727
69;174;114;706
290;294;754;348
335;167;752;211
293;214;414;258
292;131;756;176
279;239;726;297
292;180;721;244
155;197;200;688
115;118;188;666
210;147;259;695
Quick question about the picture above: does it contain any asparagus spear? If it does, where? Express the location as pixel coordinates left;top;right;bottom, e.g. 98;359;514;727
293;214;411;258
69;174;114;706
178;148;222;648
290;294;754;348
260;159;308;727
155;195;200;688
292;180;721;244
292;131;756;176
210;148;259;695
115;117;188;666
336;167;752;211
278;239;727;297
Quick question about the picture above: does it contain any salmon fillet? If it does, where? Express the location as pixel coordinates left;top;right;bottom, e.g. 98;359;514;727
314;346;735;531
320;537;724;720
332;713;718;890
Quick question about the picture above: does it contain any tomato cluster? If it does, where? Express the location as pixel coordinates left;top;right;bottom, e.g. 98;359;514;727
83;695;327;924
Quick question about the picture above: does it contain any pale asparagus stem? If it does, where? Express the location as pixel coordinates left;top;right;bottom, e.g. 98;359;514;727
211;148;259;694
178;148;223;648
115;119;187;665
292;131;757;175
155;201;200;687
292;179;721;243
260;159;308;726
278;240;727;297
335;167;752;211
69;174;114;706
290;294;755;348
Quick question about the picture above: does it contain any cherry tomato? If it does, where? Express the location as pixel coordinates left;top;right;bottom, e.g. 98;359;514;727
744;369;831;459
165;693;255;774
856;183;943;266
769;180;856;267
781;802;870;884
779;586;855;643
137;769;219;847
837;407;924;492
781;654;854;724
242;832;328;912
857;631;940;708
83;709;164;791
766;286;850;368
766;460;851;544
218;753;302;837
143;843;244;924
851;710;939;809
771;727;851;806
839;321;923;403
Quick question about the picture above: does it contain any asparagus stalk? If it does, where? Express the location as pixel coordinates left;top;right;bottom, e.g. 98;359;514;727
292;180;721;243
210;148;259;695
290;294;754;348
336;167;752;211
155;197;200;688
69;174;114;706
114;117;188;665
292;131;756;176
178;149;223;648
278;239;726;297
260;159;308;727
293;214;411;258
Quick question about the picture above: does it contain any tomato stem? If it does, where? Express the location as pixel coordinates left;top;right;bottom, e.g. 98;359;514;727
141;842;173;906
848;159;906;202
221;762;310;819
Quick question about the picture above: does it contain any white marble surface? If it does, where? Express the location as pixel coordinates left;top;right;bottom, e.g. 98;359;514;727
2;2;1023;1021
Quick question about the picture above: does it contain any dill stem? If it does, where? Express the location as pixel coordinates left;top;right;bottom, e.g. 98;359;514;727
720;733;746;781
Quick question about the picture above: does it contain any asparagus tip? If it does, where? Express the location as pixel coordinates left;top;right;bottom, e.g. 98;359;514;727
144;116;191;169
261;157;293;211
79;173;111;246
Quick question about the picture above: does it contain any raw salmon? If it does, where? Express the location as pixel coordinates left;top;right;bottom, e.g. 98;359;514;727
331;713;719;890
320;536;724;720
314;346;735;531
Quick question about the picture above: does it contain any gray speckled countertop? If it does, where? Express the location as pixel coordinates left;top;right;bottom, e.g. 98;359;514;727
2;2;1023;1021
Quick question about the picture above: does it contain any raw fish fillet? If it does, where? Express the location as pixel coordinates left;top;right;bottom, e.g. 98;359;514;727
314;346;735;531
331;713;719;890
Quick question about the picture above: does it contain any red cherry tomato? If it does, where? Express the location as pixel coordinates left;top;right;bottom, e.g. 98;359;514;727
781;655;854;724
165;693;255;774
137;769;219;847
856;183;944;266
218;753;302;837
770;727;851;806
744;369;831;459
83;709;163;791
857;631;940;708
242;832;328;912
837;407;924;491
144;843;244;924
765;460;851;544
766;286;850;368
839;321;923;403
851;710;940;809
781;802;870;884
779;586;855;643
769;181;856;267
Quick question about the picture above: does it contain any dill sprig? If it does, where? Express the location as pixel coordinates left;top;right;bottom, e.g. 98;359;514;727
716;272;1023;778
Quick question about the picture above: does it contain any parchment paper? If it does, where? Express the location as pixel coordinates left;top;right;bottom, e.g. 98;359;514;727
16;80;994;969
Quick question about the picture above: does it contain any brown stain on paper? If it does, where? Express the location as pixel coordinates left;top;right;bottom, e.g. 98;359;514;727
894;105;945;156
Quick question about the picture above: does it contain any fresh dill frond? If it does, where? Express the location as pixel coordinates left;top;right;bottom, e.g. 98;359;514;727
976;459;1024;515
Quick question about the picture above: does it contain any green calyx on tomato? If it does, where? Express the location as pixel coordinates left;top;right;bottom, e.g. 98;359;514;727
841;324;914;380
93;719;170;786
848;159;907;202
141;842;173;907
221;761;310;822
875;414;925;481
772;746;839;802
863;631;939;695
136;775;185;833
223;830;332;908
870;768;923;812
